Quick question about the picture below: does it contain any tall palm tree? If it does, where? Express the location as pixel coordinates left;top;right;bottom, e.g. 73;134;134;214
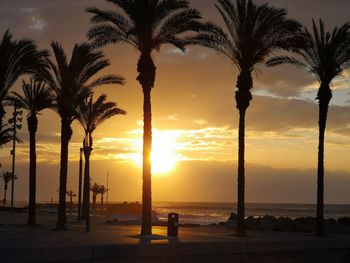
86;0;202;236
90;183;100;208
1;172;17;206
0;30;48;131
8;79;54;225
98;185;109;207
267;20;350;236
187;0;304;236
77;94;125;220
38;42;124;230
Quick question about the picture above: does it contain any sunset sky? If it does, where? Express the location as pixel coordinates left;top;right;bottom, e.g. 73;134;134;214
0;0;349;204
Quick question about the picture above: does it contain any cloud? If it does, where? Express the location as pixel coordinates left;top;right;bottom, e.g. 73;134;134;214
29;17;46;31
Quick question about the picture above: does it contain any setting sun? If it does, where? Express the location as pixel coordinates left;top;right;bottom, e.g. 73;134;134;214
133;130;180;175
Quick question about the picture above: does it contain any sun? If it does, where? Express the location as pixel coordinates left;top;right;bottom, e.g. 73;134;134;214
132;130;179;175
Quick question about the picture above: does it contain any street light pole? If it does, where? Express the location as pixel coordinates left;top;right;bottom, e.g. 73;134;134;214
106;171;109;205
9;104;22;210
77;148;83;221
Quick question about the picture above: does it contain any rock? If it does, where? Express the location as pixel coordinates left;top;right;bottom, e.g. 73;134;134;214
228;213;237;221
292;217;315;232
275;217;293;232
261;215;277;231
245;216;260;230
325;218;339;227
338;217;350;226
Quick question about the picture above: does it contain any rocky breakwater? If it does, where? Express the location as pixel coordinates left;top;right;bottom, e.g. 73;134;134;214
221;213;350;233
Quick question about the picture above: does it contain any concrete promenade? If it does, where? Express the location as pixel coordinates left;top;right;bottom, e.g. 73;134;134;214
1;211;350;263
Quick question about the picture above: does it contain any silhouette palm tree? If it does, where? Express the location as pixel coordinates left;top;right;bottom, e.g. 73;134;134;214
187;0;304;236
1;172;17;206
66;190;77;204
0;124;16;148
8;79;54;225
90;183;100;208
66;190;77;215
38;42;124;230
98;185;109;207
267;20;350;236
0;30;48;131
86;0;202;236
77;94;125;219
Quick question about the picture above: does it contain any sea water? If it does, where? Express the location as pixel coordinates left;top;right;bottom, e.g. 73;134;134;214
153;202;350;225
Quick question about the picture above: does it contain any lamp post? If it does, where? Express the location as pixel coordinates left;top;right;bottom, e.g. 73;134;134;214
106;171;109;205
83;133;92;232
77;148;83;222
8;103;22;210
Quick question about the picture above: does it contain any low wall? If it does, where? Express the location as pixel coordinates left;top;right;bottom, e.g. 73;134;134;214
2;239;350;263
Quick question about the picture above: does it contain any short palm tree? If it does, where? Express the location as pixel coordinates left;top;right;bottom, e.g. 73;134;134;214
8;79;54;225
77;94;125;220
267;20;350;236
0;30;48;131
66;190;76;215
66;190;76;205
86;0;202;236
90;183;100;208
38;42;124;230
1;172;17;206
98;185;109;207
188;0;304;236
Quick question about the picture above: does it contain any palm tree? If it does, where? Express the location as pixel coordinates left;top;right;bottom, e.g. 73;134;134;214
0;124;16;148
66;190;76;204
98;185;109;208
187;0;304;236
0;124;22;174
1;172;17;206
66;190;76;215
90;183;100;208
77;94;125;220
8;79;54;225
86;0;202;236
0;30;48;131
38;42;124;230
267;20;350;236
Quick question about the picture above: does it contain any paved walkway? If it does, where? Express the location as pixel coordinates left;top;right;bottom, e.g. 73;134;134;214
1;211;350;262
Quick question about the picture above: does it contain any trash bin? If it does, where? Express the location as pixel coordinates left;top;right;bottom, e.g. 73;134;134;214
167;213;179;237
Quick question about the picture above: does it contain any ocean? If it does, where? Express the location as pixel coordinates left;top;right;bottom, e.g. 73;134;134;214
12;201;350;225
153;202;350;225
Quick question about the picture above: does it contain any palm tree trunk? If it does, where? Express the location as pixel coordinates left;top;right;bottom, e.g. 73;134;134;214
83;147;91;231
236;108;246;236
101;194;104;207
28;114;38;225
0;104;5;132
56;118;72;230
92;194;96;208
315;85;332;236
235;72;253;237
137;53;156;236
82;150;88;220
3;184;7;206
141;88;152;236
